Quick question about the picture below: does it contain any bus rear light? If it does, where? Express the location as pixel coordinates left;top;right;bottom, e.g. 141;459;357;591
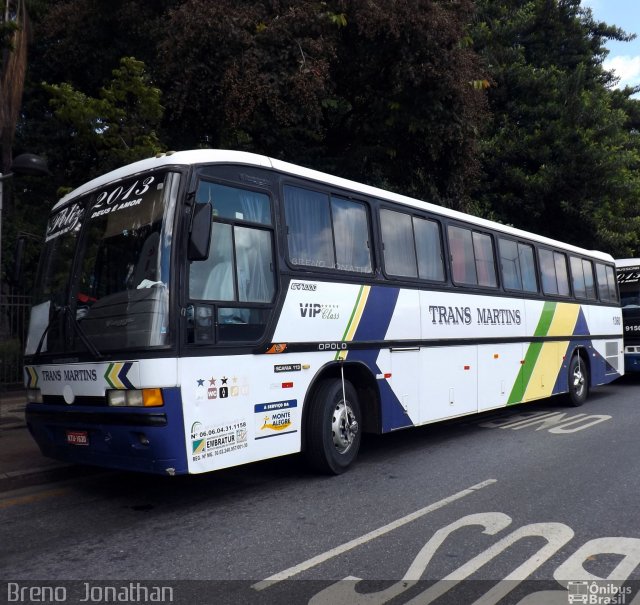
26;388;43;403
107;389;164;407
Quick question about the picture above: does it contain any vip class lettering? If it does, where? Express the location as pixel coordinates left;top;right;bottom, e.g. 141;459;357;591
299;303;340;319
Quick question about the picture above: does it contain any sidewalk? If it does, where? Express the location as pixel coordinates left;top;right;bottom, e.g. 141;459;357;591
0;391;83;492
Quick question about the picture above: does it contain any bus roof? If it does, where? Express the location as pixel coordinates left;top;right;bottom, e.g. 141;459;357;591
54;149;614;263
616;258;640;269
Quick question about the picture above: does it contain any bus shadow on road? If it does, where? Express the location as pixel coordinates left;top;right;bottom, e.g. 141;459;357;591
64;389;622;511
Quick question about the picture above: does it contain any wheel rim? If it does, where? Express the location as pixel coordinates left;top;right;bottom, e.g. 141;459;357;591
331;400;359;454
572;359;585;397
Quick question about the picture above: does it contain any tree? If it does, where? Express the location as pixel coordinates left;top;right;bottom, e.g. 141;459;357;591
43;56;164;187
1;0;29;173
156;0;487;207
472;0;640;255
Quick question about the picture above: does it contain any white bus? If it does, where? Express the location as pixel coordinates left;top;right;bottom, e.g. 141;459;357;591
23;150;623;475
615;258;640;372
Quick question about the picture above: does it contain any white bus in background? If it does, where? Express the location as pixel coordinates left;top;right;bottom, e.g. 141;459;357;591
23;150;623;476
615;258;640;372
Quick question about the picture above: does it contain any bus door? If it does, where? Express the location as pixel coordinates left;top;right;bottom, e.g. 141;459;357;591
388;346;421;427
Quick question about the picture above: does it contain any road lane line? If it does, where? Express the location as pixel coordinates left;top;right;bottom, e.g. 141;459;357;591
251;478;497;591
0;487;69;510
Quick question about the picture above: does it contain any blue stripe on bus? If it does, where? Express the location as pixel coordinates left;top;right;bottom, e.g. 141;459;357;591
348;286;413;432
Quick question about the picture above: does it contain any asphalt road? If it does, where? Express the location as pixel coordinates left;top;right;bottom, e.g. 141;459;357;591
2;376;640;605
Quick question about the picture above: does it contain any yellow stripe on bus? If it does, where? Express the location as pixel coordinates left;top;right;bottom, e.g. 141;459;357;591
522;303;579;401
522;341;567;401
546;302;580;337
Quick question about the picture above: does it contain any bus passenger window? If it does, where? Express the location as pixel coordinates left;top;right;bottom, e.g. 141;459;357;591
570;256;596;300
539;249;570;296
331;197;372;273
284;186;333;269
284;185;372;274
448;226;476;285
448;226;496;287
415;218;444;281
500;239;538;292
381;209;417;277
473;232;497;287
596;263;618;302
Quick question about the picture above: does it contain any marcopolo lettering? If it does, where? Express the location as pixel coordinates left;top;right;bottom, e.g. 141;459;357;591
319;342;348;351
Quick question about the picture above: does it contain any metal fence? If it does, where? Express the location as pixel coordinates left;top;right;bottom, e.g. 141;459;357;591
0;289;31;389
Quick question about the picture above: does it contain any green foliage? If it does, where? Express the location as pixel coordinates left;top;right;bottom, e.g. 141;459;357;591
43;57;164;183
472;0;640;256
0;15;18;53
4;0;640;294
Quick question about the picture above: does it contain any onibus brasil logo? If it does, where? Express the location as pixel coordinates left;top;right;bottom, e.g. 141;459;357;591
567;581;632;604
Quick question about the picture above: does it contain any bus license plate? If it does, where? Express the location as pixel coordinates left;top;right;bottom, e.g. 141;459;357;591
66;430;89;446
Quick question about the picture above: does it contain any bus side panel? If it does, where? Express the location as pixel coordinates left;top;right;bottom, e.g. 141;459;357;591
419;345;477;422
179;354;325;474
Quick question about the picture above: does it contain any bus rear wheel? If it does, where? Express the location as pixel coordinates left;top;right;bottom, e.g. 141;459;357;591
567;352;589;407
304;378;361;475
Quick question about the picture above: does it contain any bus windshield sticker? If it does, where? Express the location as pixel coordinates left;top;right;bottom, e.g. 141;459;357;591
45;201;84;242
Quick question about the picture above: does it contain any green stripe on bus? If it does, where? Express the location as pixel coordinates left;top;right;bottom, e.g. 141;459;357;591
104;363;116;389
507;301;556;404
335;285;365;360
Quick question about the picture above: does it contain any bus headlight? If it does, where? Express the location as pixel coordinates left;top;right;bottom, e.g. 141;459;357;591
26;388;43;403
107;388;164;407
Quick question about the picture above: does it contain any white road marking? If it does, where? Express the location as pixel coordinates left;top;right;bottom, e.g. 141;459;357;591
251;478;497;591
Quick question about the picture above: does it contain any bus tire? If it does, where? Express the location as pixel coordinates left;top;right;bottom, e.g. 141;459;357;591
304;378;361;475
567;352;589;407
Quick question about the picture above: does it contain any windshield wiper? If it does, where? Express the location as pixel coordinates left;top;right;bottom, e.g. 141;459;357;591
34;304;102;359
68;305;102;358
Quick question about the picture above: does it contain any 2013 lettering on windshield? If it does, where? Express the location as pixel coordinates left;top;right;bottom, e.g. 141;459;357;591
93;176;155;210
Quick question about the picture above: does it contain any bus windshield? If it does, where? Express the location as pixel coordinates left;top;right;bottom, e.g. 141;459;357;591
617;266;640;308
25;171;180;356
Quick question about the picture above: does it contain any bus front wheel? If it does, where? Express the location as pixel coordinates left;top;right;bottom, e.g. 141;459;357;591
305;378;361;474
567;352;589;407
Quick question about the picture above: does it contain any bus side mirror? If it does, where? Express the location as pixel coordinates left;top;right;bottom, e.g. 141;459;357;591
188;203;212;261
11;236;26;286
